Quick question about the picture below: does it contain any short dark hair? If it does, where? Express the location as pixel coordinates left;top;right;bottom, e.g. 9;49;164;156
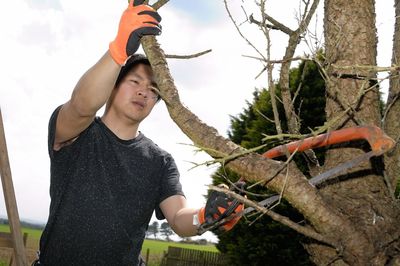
115;54;151;88
114;54;161;102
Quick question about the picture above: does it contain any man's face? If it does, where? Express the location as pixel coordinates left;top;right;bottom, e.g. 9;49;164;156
110;64;159;123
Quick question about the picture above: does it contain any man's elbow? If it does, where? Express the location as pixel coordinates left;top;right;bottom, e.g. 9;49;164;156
172;224;196;238
69;93;98;118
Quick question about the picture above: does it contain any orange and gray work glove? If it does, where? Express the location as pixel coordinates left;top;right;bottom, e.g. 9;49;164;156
109;0;162;65
196;182;246;235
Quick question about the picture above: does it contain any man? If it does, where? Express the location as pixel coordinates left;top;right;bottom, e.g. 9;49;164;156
37;1;243;265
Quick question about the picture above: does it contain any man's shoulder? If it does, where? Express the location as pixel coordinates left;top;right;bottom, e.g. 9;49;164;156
137;134;177;167
140;134;171;156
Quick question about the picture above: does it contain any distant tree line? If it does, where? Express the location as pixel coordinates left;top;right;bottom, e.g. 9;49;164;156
0;218;45;230
146;221;209;245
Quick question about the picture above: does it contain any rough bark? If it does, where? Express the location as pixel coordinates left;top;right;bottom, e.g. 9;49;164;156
278;0;320;135
313;0;400;265
140;35;399;265
384;0;400;194
138;0;400;264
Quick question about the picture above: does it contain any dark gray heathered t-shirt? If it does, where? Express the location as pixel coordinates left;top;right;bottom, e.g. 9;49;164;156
39;106;184;266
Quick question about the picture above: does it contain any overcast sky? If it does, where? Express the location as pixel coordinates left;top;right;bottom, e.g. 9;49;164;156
0;1;394;242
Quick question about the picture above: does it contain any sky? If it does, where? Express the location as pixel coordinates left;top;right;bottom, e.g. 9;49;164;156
0;0;395;242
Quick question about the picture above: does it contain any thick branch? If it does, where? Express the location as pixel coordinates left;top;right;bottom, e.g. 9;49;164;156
140;36;372;257
277;0;320;135
383;0;400;193
211;185;336;247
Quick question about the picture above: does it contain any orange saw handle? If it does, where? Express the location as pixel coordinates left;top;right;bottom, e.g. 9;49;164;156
262;126;395;159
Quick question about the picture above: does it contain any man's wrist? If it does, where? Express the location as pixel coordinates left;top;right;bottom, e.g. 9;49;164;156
193;213;200;227
193;207;205;229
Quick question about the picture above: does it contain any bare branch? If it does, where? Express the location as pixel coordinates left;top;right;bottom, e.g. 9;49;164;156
210;185;337;247
223;0;267;62
242;54;310;64
255;108;275;123
262;13;294;35
140;11;369;256
259;0;284;141
151;0;169;10
249;14;280;31
331;64;400;74
383;90;400;125
277;0;320;135
262;133;304;142
247;142;300;189
165;49;212;59
292;60;310;105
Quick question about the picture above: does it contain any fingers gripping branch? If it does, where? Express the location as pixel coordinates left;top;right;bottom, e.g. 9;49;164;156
197;182;246;234
110;0;162;65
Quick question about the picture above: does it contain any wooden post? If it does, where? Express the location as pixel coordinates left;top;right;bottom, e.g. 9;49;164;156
145;248;150;264
0;107;28;266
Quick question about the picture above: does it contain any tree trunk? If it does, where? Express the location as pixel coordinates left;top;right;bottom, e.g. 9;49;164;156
304;0;400;265
384;0;400;195
141;1;400;265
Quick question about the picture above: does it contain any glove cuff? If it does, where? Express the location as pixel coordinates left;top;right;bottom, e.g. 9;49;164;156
197;207;206;225
109;41;127;65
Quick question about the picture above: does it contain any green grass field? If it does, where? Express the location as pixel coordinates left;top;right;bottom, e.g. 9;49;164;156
0;224;219;265
142;239;218;253
0;224;42;240
142;239;219;266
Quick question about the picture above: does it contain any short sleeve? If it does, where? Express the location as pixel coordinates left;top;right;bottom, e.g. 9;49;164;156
48;105;63;159
155;154;185;220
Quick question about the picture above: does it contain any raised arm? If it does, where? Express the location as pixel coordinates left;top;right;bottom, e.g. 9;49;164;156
54;53;120;150
53;0;161;150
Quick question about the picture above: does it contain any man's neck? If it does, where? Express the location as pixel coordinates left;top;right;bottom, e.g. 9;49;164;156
101;113;140;140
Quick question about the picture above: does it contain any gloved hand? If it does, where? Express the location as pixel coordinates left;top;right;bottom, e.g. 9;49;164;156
109;0;162;65
197;181;246;234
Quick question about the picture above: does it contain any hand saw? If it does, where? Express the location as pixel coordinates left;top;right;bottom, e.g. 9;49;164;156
197;126;395;234
246;125;395;215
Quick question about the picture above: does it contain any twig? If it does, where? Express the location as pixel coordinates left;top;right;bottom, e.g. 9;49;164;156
165;49;212;59
259;0;283;140
223;0;267;62
292;61;310;105
249;14;280;30
210;185;337;247
247;144;300;189
182;143;269;170
262;13;294;35
383;91;400;125
152;0;169;10
269;165;291;210
331;64;400;73
262;133;304;142
255;107;275;123
242;54;309;64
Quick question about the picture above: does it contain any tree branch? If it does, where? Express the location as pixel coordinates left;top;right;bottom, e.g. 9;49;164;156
277;0;321;136
262;13;294;35
223;0;267;62
165;49;212;59
151;0;169;10
249;14;280;31
210;185;337;247
139;16;370;257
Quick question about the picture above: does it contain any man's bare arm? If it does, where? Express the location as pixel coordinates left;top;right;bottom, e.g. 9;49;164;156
54;52;120;150
159;195;199;237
